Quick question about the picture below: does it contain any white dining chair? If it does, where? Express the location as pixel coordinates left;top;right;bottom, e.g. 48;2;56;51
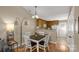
23;35;36;52
39;35;50;52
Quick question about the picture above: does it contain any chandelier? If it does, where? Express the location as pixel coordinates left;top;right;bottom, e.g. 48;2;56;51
32;6;39;19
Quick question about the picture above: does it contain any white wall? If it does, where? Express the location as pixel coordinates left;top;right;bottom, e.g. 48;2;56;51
67;7;75;51
0;7;36;44
0;18;6;40
74;6;79;51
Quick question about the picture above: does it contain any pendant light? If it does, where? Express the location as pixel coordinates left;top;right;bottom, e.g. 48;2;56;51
32;6;39;19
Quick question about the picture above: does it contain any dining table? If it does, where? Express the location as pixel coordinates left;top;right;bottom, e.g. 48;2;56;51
30;34;46;52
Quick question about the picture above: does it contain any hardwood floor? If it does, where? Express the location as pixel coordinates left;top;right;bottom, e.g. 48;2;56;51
14;47;48;52
14;43;70;52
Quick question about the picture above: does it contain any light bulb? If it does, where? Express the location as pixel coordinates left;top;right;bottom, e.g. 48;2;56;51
32;15;39;19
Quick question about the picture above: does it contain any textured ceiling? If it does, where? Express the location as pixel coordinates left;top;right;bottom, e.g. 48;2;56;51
23;6;70;21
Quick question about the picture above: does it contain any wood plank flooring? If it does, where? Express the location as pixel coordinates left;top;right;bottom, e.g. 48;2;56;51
14;43;70;52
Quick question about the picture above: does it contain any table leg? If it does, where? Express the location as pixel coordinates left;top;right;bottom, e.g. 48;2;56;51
37;42;39;52
11;45;13;52
17;43;18;52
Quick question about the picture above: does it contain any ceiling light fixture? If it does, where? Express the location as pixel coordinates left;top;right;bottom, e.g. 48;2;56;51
32;6;39;19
